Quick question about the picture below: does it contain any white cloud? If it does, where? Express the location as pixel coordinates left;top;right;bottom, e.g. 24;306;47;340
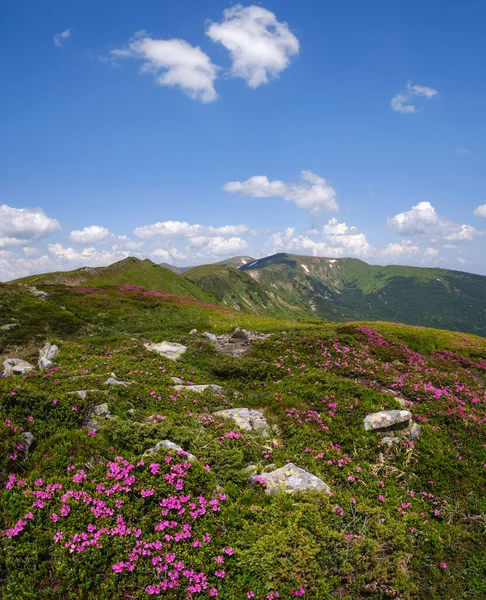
269;218;373;259
391;81;438;114
224;171;338;214
204;236;248;256
206;4;299;88
423;247;439;258
111;32;219;102
151;247;187;262
134;220;249;239
0;205;60;249
69;225;113;245
381;240;420;260
387;202;482;242
473;204;486;218
54;29;72;48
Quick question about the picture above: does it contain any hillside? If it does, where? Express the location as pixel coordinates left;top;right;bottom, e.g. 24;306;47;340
10;257;217;305
161;256;255;275
188;253;486;336
1;296;485;598
185;264;307;319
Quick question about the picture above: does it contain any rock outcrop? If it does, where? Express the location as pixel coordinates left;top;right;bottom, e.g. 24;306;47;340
144;342;187;360
173;384;223;394
364;410;420;444
213;407;269;436
251;463;331;495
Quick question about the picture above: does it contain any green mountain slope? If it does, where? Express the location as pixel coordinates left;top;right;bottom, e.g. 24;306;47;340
9;257;216;304
185;264;307;319
189;253;486;335
160;255;255;275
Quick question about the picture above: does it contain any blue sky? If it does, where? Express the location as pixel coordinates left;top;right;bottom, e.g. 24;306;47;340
1;0;486;280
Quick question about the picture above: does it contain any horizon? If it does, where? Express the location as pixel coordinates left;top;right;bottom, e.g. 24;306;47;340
2;1;486;280
5;251;485;285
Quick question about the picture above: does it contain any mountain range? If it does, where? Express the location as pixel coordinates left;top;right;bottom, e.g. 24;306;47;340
7;253;486;336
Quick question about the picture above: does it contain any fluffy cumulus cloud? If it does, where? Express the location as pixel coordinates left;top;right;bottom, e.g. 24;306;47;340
269;218;373;259
387;202;482;242
206;4;299;88
381;240;420;260
391;81;438;114
69;225;113;245
473;204;486;218
133;220;249;239
54;29;72;48
111;32;219;102
224;171;338;214
0;205;60;249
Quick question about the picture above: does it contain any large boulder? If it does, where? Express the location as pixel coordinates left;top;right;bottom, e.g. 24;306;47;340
252;463;331;495
144;440;196;462
363;410;420;441
144;342;187;361
173;384;223;394
213;407;269;436
3;358;34;377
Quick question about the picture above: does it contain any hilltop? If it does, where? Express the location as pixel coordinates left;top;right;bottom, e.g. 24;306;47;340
9;257;217;305
187;253;486;335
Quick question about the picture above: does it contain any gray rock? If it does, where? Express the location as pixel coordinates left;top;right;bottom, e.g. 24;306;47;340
39;357;53;370
244;464;258;475
364;410;412;431
410;423;421;440
252;463;331;495
213;407;269;436
29;286;48;299
39;343;59;370
144;440;196;462
189;329;198;335
104;377;131;386
173;384;223;394
144;342;187;361
3;358;35;376
21;432;35;455
202;332;218;343
381;436;400;447
170;376;184;384
0;323;17;330
84;403;112;432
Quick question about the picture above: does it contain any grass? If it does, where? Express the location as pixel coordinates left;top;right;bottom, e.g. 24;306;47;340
1;289;485;599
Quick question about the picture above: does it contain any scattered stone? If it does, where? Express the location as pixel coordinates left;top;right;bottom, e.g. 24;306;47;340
144;342;187;361
104;377;131;386
3;358;35;377
84;403;113;432
0;323;17;330
21;432;35;455
189;329;198;335
364;410;420;441
38;342;59;371
202;332;218;343
68;389;108;400
381;437;400;447
170;376;184;384
173;384;223;394
213;407;269;437
29;286;48;299
410;423;421;440
251;463;331;495
144;440;197;462
364;410;412;432
244;464;258;475
202;329;271;357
